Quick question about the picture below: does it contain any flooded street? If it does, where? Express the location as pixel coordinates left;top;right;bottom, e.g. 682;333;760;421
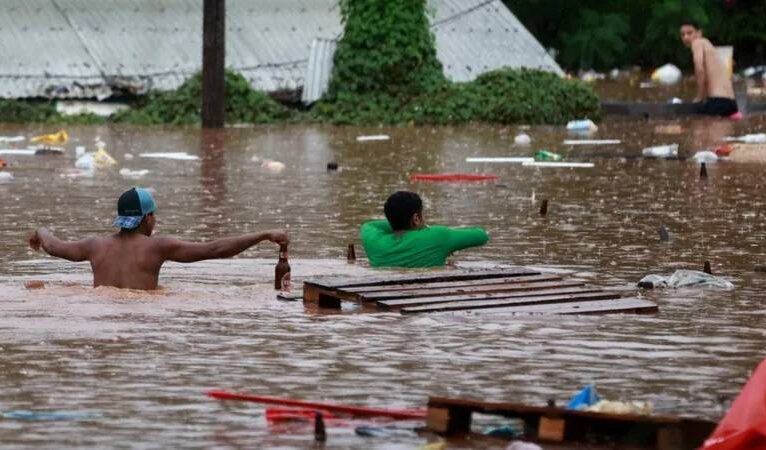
1;117;766;449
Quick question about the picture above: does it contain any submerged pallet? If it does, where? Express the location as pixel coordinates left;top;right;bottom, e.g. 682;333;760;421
427;396;716;450
302;268;657;315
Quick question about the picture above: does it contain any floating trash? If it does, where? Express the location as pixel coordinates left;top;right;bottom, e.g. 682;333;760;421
523;161;594;168
1;410;101;421
0;149;36;156
563;139;621;145
139;152;199;161
119;168;150;179
356;135;390;142
514;133;531;145
651;63;682;85
30;129;68;145
534;150;563;162
642;144;679;159
261;160;286;173
692;151;719;164
724;133;766;144
465;157;534;164
0;136;25;143
637;270;734;290
585;400;653;416
410;173;497;182
566;119;598;132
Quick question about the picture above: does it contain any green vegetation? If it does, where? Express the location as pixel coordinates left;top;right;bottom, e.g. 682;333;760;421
505;0;766;70
0;1;602;127
113;71;293;125
312;0;598;125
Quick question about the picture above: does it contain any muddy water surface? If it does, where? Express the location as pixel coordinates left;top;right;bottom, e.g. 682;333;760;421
1;117;765;449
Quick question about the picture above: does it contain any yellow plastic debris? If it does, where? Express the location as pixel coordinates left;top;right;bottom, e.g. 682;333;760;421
30;129;69;145
93;147;117;168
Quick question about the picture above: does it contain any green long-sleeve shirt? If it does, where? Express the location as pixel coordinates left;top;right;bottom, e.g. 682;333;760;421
359;220;489;268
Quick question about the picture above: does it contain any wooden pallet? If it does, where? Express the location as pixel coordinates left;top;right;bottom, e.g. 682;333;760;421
302;268;658;315
427;397;716;450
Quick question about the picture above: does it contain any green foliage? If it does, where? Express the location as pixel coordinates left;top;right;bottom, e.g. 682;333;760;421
327;0;446;100
561;9;629;70
0;99;106;125
113;71;292;125
0;99;58;123
642;0;708;66
504;0;766;70
313;0;597;125
312;68;600;126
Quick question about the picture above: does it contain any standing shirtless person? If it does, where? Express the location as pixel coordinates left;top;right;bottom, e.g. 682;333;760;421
680;20;738;116
28;187;288;290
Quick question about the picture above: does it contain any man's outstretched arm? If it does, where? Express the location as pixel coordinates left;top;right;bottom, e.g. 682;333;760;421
158;229;289;263
29;227;94;262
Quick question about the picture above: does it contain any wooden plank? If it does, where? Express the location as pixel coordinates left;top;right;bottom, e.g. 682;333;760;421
427;396;715;428
305;267;538;289
379;285;599;310
427;396;713;448
539;416;566;442
400;292;620;314
356;275;566;301
426;406;472;435
342;273;555;294
461;298;659;316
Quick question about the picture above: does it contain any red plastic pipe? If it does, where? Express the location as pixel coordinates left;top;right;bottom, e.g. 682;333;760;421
207;390;426;420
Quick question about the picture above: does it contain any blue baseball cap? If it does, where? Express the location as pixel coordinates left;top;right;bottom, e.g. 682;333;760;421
112;187;157;230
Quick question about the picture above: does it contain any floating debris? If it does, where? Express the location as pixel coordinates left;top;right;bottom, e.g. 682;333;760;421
139;152;199;161
523;161;594;168
465;157;534;164
356;135;390;142
30;129;69;145
563;139;621;145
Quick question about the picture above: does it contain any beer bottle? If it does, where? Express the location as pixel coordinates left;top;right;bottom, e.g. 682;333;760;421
274;244;291;290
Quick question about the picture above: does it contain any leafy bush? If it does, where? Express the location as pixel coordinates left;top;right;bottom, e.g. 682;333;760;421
561;9;630;70
113;71;292;125
0;99;58;123
313;68;600;125
327;0;446;100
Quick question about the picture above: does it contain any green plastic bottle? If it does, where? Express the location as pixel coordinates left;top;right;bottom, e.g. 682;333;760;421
534;150;563;161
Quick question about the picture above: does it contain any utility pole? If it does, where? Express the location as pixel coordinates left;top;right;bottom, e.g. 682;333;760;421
202;0;225;128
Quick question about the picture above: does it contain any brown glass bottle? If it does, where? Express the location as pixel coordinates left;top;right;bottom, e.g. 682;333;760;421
274;244;291;290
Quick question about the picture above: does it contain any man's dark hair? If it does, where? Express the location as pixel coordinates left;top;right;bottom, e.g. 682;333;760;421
680;19;700;30
384;191;423;231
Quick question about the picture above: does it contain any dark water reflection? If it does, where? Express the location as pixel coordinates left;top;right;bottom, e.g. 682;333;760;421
1;117;765;448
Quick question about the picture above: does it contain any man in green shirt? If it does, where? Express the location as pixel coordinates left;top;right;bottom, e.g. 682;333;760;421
360;191;489;268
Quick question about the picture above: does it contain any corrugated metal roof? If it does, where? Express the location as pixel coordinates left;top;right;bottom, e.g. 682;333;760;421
301;38;337;104
0;0;560;100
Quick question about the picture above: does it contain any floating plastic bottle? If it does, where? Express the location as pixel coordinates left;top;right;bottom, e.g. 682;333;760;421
514;133;531;145
651;63;682;85
566;119;598;132
534;150;563;162
642;144;678;159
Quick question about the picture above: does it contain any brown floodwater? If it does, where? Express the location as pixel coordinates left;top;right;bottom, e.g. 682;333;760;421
1;115;766;449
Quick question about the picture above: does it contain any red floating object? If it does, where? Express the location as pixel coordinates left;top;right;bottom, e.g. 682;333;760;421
715;144;733;157
730;111;743;121
410;173;498;182
207;390;426;420
702;358;766;450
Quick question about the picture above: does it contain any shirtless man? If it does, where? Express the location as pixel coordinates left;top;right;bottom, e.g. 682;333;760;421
28;187;288;290
680;20;738;116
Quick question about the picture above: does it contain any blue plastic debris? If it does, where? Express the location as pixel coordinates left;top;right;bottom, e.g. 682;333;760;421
1;410;101;421
567;384;600;410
